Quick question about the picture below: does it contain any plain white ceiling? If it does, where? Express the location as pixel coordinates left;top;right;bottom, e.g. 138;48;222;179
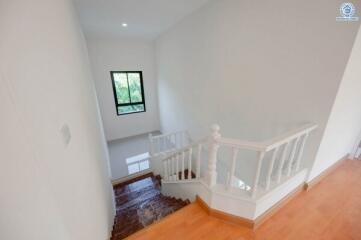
73;0;210;40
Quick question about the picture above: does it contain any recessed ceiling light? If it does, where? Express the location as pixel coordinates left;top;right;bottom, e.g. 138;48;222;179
122;23;128;27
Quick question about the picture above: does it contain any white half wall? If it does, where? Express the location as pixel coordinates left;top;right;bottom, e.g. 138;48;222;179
87;37;160;141
308;26;361;181
156;0;361;171
0;0;114;239
161;169;307;220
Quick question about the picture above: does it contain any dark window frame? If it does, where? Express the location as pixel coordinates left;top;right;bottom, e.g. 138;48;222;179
110;71;146;116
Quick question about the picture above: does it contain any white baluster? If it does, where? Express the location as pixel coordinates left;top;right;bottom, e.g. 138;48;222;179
176;133;179;149
228;148;239;190
277;142;290;183
188;148;193;179
226;172;231;190
160;138;163;152
172;156;176;180
172;134;176;150
196;144;202;179
157;138;161;154
162;136;165;151
169;135;172;150
170;135;173;150
176;154;179;180
169;134;173;150
286;137;300;177
266;147;279;190
251;151;265;198
158;138;161;152
166;136;170;150
168;159;171;180
186;131;192;145
170;156;174;180
205;124;221;187
181;151;185;180
295;133;309;171
180;132;183;148
153;138;156;154
163;160;168;181
149;133;154;156
183;131;187;147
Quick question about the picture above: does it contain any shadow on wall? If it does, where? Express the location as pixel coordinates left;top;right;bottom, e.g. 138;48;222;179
108;131;161;180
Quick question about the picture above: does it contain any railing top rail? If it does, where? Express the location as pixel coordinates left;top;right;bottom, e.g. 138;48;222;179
262;123;317;151
217;123;317;152
153;123;317;158
150;130;187;140
160;137;208;161
218;138;265;151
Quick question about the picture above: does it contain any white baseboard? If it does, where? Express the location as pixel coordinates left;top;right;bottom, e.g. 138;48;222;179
305;154;348;190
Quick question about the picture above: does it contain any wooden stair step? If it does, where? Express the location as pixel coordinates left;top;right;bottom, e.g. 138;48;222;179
111;173;190;239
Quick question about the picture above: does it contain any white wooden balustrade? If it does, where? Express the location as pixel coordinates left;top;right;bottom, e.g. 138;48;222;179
161;140;206;182
149;130;192;156
158;123;317;199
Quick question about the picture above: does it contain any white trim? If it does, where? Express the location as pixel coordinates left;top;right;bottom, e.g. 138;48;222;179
218;138;265;151
217;123;317;152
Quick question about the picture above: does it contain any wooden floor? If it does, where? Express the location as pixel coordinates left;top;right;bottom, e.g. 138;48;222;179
126;160;361;240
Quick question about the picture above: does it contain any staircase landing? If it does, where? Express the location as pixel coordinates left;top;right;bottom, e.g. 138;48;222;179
111;173;190;239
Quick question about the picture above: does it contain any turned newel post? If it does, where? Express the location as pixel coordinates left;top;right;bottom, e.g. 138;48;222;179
205;124;221;187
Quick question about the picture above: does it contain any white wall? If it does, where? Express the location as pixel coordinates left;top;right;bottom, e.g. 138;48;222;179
353;130;361;158
0;0;114;239
87;37;160;141
108;131;159;180
308;26;361;181
156;0;360;173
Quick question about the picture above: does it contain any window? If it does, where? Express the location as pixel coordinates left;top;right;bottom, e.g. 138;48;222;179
110;71;146;115
126;152;150;175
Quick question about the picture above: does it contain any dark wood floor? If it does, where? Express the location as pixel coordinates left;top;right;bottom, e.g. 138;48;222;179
110;173;190;239
127;160;361;240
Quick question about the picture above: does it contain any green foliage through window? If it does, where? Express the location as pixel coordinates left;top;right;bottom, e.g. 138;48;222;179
111;71;145;115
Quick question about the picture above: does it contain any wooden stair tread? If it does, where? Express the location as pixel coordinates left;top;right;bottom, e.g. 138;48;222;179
111;173;190;240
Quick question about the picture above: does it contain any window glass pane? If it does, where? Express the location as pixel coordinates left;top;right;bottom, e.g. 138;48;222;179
139;160;150;171
128;163;139;175
125;152;150;164
113;73;130;104
128;73;143;103
118;104;145;115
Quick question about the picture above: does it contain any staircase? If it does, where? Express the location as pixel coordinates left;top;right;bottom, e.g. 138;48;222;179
111;173;190;240
110;123;318;238
149;123;318;224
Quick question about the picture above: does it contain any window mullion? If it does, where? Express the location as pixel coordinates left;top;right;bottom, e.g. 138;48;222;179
126;73;132;104
117;102;144;107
